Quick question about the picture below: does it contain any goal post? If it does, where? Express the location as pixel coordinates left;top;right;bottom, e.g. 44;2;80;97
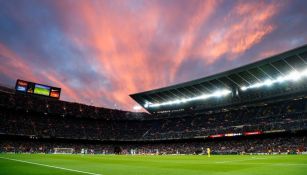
53;148;74;154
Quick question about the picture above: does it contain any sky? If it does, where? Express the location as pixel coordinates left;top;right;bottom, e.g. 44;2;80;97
0;0;307;111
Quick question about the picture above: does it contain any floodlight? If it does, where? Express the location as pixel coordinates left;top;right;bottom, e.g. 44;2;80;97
133;105;142;111
240;68;307;91
302;69;307;76
276;76;286;83
288;71;301;81
241;86;247;91
144;88;232;108
144;103;149;108
264;79;273;86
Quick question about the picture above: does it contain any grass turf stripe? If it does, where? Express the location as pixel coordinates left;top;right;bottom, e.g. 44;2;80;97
0;156;102;175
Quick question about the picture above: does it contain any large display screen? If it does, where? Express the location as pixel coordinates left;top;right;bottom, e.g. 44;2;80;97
34;84;50;96
15;79;61;99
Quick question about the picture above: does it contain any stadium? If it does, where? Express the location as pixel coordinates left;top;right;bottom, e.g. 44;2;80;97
1;45;307;174
1;1;307;175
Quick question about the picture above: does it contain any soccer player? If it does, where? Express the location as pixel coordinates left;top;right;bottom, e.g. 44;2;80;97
268;148;272;155
287;149;290;155
207;147;211;157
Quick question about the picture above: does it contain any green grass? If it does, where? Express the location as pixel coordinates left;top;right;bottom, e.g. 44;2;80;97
0;154;307;175
34;87;50;96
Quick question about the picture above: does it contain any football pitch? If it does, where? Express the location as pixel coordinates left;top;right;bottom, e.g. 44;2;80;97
0;154;307;175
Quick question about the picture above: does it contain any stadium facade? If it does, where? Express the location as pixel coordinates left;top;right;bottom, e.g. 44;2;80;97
1;45;307;155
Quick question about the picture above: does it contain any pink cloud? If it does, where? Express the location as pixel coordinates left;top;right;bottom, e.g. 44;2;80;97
196;1;283;64
0;0;295;111
0;43;38;82
50;0;286;110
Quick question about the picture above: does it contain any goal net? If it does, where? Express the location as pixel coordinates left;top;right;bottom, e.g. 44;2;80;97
54;148;74;154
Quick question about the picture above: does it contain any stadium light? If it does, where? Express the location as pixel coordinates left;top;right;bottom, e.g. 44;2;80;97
264;79;273;86
144;89;232;108
241;69;307;91
133;105;142;111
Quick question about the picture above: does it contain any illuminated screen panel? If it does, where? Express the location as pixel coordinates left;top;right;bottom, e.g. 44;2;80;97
15;80;28;92
208;131;262;139
34;84;51;96
16;86;26;92
15;79;61;99
50;88;61;98
224;133;242;137
244;131;263;136
209;134;224;138
27;82;35;94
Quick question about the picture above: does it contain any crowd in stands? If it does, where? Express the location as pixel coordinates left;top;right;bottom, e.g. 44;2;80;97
0;90;148;121
1;136;306;155
0;86;307;155
146;99;307;139
0;90;307;141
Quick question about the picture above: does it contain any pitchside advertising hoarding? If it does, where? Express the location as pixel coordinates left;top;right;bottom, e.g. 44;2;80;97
15;79;61;99
208;131;263;138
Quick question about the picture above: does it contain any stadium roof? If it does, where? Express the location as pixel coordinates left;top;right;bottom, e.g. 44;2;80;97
130;44;307;113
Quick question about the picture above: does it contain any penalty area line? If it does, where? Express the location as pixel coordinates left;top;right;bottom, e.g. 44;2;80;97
0;156;102;175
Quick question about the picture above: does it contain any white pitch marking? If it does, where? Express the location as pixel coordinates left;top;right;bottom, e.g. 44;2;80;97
215;156;307;166
0;156;102;175
226;162;307;166
216;157;269;163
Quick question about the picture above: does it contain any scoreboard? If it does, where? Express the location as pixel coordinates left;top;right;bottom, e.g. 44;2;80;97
15;79;61;99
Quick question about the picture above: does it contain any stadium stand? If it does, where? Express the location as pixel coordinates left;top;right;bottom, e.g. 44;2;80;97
1;134;306;155
0;90;306;141
1;45;307;154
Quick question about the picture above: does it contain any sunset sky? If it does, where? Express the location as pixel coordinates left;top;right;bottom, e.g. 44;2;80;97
0;0;307;111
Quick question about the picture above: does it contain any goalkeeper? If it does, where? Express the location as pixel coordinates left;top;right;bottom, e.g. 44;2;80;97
207;148;211;157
